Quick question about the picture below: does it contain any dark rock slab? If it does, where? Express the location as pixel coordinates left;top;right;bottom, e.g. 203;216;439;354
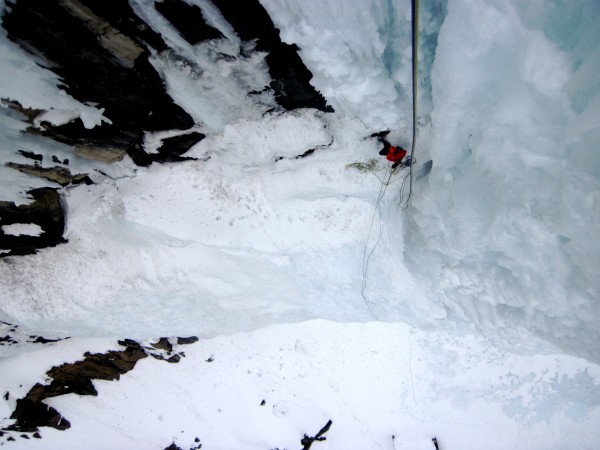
154;132;205;163
209;0;278;45
151;337;173;353
0;187;66;257
210;0;333;112
1;322;69;348
17;150;43;162
9;399;70;433
164;443;183;450
51;155;69;165
48;344;147;388
1;335;18;345
155;0;223;45
5;340;147;433
265;43;333;112
5;162;92;186
2;0;194;166
75;0;168;53
176;336;199;345
2;336;199;438
29;335;68;344
0;99;43;123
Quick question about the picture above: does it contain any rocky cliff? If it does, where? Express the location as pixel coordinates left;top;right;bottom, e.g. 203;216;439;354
0;0;332;256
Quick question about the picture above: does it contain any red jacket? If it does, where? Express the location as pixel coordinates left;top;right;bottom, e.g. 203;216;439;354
386;146;407;162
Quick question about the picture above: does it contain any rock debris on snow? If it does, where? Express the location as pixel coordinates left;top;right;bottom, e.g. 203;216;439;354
0;334;199;443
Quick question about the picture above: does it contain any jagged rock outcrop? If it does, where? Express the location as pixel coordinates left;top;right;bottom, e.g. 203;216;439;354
211;0;333;112
0;321;68;347
154;132;206;163
2;0;331;167
0;0;333;256
155;0;223;45
2;336;199;438
5;162;93;186
3;0;194;166
0;188;66;257
7;339;148;433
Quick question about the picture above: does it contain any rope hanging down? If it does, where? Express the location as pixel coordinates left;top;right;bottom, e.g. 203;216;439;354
359;164;411;310
402;0;419;208
358;0;420;309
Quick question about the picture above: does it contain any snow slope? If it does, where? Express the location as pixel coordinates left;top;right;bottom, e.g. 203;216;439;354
2;320;599;449
0;110;430;337
1;0;597;360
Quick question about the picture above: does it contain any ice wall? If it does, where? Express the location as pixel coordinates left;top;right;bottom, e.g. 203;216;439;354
1;0;598;364
260;0;446;130
265;0;600;362
405;0;600;360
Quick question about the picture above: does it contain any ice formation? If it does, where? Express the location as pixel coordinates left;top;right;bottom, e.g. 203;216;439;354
0;0;598;362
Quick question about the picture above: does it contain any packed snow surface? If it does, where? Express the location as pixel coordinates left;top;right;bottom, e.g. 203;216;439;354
2;320;600;449
1;110;434;337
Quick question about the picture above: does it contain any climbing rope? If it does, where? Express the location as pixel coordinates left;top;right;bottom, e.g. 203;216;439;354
360;164;411;310
361;165;391;301
360;166;392;318
358;0;420;308
401;0;419;209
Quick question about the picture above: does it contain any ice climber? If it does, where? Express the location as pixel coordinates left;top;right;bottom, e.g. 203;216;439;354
379;139;410;169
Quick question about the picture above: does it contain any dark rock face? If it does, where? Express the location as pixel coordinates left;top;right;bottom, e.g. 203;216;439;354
211;0;333;112
9;399;70;433
1;321;69;347
265;44;333;112
3;336;198;437
7;339;147;433
17;150;43;162
156;0;223;45
154;132;206;163
164;443;184;450
2;0;194;166
151;337;174;352
0;0;333;256
0;188;66;257
176;336;199;345
2;0;331;167
5;162;93;186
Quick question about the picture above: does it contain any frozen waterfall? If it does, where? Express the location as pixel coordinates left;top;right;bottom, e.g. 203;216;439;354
0;0;598;364
263;0;600;362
